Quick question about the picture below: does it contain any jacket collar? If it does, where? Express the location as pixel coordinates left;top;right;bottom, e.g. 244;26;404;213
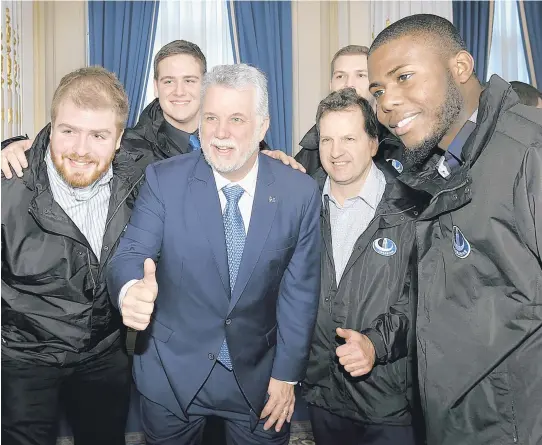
132;98;163;140
401;75;518;189
396;75;521;220
134;98;195;157
454;75;517;168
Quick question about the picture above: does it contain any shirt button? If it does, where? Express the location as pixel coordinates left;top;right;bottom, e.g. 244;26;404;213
465;187;471;193
103;246;109;251
324;297;330;302
208;353;215;360
225;319;232;325
452;194;458;200
78;251;83;256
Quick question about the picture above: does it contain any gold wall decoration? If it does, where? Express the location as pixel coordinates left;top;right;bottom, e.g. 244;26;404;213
2;2;22;138
6;7;11;89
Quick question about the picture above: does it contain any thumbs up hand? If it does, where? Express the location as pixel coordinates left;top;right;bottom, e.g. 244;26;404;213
335;327;376;377
121;258;158;331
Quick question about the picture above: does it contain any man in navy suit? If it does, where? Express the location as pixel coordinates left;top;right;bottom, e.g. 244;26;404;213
107;64;321;445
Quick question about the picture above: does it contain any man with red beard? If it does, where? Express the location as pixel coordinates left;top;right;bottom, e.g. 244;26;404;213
1;67;144;445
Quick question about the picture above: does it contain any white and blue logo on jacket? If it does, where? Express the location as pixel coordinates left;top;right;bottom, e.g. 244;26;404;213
372;238;397;256
386;159;404;174
452;226;471;259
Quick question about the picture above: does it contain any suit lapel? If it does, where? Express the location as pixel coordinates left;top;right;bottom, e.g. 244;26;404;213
230;155;277;310
189;156;230;296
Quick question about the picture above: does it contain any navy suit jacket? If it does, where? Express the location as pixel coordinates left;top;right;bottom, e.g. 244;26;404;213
107;152;321;420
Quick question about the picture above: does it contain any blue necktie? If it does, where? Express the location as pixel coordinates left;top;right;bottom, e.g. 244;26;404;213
189;134;201;151
217;185;246;371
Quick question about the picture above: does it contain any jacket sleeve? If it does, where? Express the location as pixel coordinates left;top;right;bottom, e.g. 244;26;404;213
106;163;165;309
271;181;321;382
360;246;416;365
514;143;542;266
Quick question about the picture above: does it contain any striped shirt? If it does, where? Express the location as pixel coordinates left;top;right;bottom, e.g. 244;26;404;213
323;162;386;283
45;148;113;260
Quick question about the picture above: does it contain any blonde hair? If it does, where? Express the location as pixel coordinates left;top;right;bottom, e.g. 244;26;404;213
51;66;129;130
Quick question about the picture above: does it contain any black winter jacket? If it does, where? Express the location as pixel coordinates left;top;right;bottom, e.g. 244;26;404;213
1;125;145;364
303;163;426;425
122;99;192;166
400;75;542;445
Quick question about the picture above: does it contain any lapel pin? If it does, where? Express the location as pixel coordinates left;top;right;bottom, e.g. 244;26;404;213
269;196;276;203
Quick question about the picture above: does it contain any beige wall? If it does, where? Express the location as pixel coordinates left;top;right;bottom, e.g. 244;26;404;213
31;1;87;132
292;1;371;155
292;1;331;154
342;1;372;48
23;0;370;151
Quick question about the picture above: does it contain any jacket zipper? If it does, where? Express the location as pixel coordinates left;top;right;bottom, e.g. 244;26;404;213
428;179;469;206
88;175;143;343
99;174;144;270
327;282;334;315
104;174;144;230
87;248;97;290
324;204;417;317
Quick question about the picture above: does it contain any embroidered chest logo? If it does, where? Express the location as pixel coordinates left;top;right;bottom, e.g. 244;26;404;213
386;159;404;174
452;226;471;259
372;238;397;256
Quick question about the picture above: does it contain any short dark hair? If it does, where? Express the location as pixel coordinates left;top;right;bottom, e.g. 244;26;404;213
369;14;467;60
331;45;369;76
153;40;207;80
316;88;379;139
510;81;542;106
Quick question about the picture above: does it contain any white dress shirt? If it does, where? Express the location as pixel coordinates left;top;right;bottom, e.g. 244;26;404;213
213;157;259;233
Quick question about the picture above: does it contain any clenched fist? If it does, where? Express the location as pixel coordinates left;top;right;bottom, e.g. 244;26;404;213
121;258;158;330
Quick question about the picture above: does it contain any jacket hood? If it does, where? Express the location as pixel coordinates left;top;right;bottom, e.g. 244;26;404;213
132;98;164;143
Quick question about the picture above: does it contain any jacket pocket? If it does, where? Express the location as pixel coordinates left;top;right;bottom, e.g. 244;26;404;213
263;235;296;252
488;368;519;443
389;357;408;394
148;318;173;343
265;325;278;347
450;365;520;444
